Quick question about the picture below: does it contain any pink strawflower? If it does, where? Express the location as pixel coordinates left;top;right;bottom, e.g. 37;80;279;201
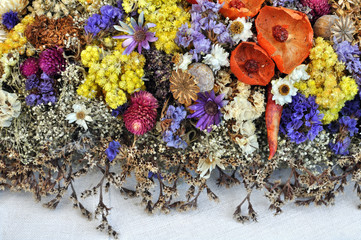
39;48;66;75
123;91;158;135
20;57;39;77
300;0;330;21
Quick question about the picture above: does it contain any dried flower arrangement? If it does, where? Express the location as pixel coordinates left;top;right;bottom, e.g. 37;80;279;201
0;0;361;239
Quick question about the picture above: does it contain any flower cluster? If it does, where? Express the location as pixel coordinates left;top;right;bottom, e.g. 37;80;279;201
77;43;146;109
125;0;190;54
333;39;361;85
105;140;121;161
295;37;359;124
25;73;57;106
175;0;232;60
84;4;124;37
280;93;324;144
328;96;361;155
0;89;21;127
161;105;187;149
2;10;20;30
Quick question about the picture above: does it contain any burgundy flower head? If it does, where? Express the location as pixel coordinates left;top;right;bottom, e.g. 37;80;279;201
39;48;66;75
20;57;39;77
123;91;158;135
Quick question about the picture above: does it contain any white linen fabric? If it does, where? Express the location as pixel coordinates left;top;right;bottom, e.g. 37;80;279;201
0;170;360;240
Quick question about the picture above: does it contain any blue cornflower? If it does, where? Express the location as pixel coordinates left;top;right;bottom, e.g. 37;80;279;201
280;93;324;144
105;140;121;161
2;11;19;30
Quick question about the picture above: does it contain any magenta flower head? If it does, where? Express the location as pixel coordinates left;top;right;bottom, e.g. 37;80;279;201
39;48;66;76
188;90;228;132
20;57;39;77
113;11;158;55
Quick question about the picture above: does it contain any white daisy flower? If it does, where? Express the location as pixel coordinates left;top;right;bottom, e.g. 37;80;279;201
173;52;192;71
66;104;93;131
203;44;229;73
236;134;259;155
228;17;253;44
271;77;298;106
288;64;310;83
197;155;225;179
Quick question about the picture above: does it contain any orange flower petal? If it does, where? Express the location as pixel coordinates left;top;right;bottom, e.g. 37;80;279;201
230;42;275;86
219;0;265;20
255;6;313;74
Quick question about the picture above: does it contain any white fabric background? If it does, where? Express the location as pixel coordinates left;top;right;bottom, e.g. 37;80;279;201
0;170;360;240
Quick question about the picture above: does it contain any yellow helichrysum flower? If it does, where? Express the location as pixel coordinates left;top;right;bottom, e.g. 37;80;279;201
295;37;358;124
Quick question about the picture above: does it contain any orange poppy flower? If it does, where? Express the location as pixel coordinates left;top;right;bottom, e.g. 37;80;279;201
255;6;313;74
230;42;275;86
218;0;265;20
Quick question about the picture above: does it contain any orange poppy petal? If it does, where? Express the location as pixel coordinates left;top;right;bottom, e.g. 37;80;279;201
218;0;265;20
230;42;275;86
255;6;313;74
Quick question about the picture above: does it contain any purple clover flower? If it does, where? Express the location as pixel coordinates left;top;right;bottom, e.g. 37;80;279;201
113;12;158;55
280;93;324;144
105;140;121;161
188;90;228;132
2;11;19;30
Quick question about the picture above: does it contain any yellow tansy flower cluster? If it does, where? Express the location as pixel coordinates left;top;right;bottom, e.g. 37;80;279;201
0;15;34;55
295;37;359;124
77;43;146;109
122;0;190;54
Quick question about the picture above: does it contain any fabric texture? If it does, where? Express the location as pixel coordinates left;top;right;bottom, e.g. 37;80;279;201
0;170;360;240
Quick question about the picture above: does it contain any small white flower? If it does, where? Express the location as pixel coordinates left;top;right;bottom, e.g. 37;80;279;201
288;64;310;83
271;77;298;106
0;89;21;127
203;44;229;73
229;17;253;44
0;29;7;43
66;104;93;130
173;52;192;71
236;134;259;155
197;155;225;179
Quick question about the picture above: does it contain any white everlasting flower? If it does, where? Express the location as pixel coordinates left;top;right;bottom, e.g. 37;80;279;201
66;104;93;131
229;17;253;44
173;52;192;71
203;44;229;73
197;155;225;179
0;0;29;18
271;77;298;106
236;134;259;155
0;89;21;127
0;29;7;43
288;64;310;83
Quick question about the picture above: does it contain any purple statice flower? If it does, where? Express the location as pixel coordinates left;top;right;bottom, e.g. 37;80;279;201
175;24;194;48
329;137;351;155
25;74;40;91
84;14;103;36
2;11;19;30
39;92;57;104
333;39;361;84
161;105;187;149
188;90;228;132
273;0;296;7
328;95;360;155
113;12;158;55
105;140;121;161
38;80;54;93
148;171;163;179
111;103;128;117
100;5;123;29
280;93;324;144
25;93;40;106
191;38;212;61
